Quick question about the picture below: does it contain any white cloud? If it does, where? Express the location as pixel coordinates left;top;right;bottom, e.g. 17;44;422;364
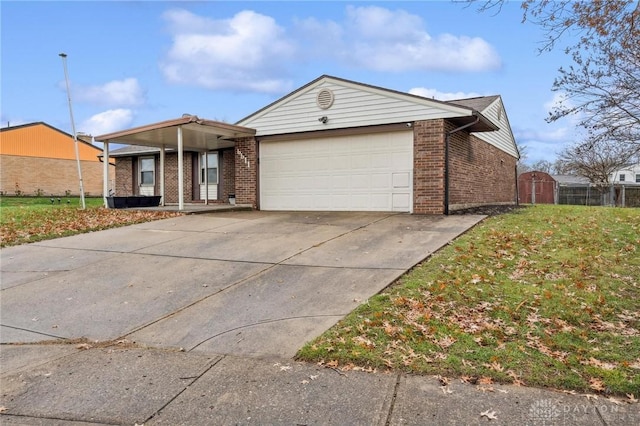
409;87;482;101
514;125;585;163
75;78;145;107
296;5;502;72
160;9;295;93
79;109;134;136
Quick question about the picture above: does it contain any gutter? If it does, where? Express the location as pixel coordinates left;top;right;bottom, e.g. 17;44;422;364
444;115;481;215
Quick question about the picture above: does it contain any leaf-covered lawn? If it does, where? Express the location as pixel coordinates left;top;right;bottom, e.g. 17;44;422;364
0;197;180;247
297;205;640;397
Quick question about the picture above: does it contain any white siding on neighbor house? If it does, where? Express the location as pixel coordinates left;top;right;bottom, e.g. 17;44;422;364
611;164;640;183
472;97;519;158
239;78;473;136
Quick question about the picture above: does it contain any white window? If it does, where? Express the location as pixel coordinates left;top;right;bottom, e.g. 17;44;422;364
140;157;155;186
200;152;218;184
619;173;626;182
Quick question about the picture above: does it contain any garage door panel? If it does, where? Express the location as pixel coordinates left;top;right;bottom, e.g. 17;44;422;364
392;152;411;168
260;132;413;212
392;172;410;188
372;173;390;190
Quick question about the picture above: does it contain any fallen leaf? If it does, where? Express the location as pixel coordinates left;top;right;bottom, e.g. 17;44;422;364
480;409;497;420
300;379;310;384
0;406;7;413
76;343;92;350
437;375;450;386
607;397;623;406
478;376;493;385
626;393;637;403
589;377;606;392
460;375;474;384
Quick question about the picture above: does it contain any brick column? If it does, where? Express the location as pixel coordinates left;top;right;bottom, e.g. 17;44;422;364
234;137;257;208
413;119;446;214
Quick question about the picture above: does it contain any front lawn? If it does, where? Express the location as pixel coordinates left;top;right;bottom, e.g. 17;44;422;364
297;205;640;397
0;196;180;247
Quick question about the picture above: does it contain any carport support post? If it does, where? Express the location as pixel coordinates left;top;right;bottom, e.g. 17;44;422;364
178;126;184;211
103;140;109;207
204;150;209;205
160;144;165;206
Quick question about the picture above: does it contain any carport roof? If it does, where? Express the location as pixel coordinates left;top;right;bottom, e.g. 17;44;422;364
94;115;256;151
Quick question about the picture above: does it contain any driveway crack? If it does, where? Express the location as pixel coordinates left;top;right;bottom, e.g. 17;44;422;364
187;314;346;352
143;355;225;424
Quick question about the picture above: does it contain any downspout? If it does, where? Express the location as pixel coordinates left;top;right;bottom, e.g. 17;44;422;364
444;115;480;215
515;164;520;206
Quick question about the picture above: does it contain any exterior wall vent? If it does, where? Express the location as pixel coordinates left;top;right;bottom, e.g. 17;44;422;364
316;89;334;110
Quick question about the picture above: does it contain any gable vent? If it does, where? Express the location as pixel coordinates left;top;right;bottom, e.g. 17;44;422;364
316;89;334;110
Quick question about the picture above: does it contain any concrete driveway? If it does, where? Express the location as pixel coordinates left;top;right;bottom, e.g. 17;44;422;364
0;211;483;358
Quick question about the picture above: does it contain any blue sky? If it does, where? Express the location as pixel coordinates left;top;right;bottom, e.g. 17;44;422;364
1;1;581;163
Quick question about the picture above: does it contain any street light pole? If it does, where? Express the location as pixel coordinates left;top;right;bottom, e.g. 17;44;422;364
59;52;85;209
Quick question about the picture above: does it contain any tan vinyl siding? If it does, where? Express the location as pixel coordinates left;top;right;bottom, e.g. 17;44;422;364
240;79;472;136
471;97;519;158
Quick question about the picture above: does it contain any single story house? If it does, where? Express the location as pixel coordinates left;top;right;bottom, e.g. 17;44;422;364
97;75;520;214
0;122;114;197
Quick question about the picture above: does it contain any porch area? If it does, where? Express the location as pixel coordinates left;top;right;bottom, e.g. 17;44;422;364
94;115;256;212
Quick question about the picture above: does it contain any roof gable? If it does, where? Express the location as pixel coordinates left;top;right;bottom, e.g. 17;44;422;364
455;96;519;158
237;75;482;136
447;95;500;112
0;122;104;161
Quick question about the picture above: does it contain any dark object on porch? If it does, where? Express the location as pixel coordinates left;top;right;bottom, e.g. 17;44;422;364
106;196;161;209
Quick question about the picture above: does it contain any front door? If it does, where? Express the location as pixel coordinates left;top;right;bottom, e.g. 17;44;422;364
199;152;219;200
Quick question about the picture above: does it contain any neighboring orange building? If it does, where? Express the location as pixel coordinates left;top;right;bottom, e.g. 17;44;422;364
0;122;113;197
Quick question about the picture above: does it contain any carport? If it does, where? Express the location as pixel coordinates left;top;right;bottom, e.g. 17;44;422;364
94;115;256;210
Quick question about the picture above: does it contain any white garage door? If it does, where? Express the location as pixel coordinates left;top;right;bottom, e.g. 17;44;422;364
260;131;413;212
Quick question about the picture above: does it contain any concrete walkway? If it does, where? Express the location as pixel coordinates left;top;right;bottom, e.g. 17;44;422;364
1;212;636;424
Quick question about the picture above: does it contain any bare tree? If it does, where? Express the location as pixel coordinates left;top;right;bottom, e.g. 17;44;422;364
529;159;553;173
550;159;572;175
557;138;640;187
469;1;640;149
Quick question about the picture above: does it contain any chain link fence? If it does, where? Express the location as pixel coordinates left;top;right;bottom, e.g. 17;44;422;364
557;185;640;207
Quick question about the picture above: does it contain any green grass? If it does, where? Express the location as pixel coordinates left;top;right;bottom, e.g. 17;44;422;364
0;196;179;247
297;205;640;397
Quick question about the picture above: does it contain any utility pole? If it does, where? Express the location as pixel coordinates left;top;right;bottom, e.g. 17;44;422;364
59;53;85;209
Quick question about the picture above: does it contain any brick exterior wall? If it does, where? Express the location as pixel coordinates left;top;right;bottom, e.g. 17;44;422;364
446;121;517;210
412;119;517;214
162;152;194;204
413;119;446;214
0;155;113;197
114;158;133;196
115;150;240;205
221;148;235;203
235;137;257;208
